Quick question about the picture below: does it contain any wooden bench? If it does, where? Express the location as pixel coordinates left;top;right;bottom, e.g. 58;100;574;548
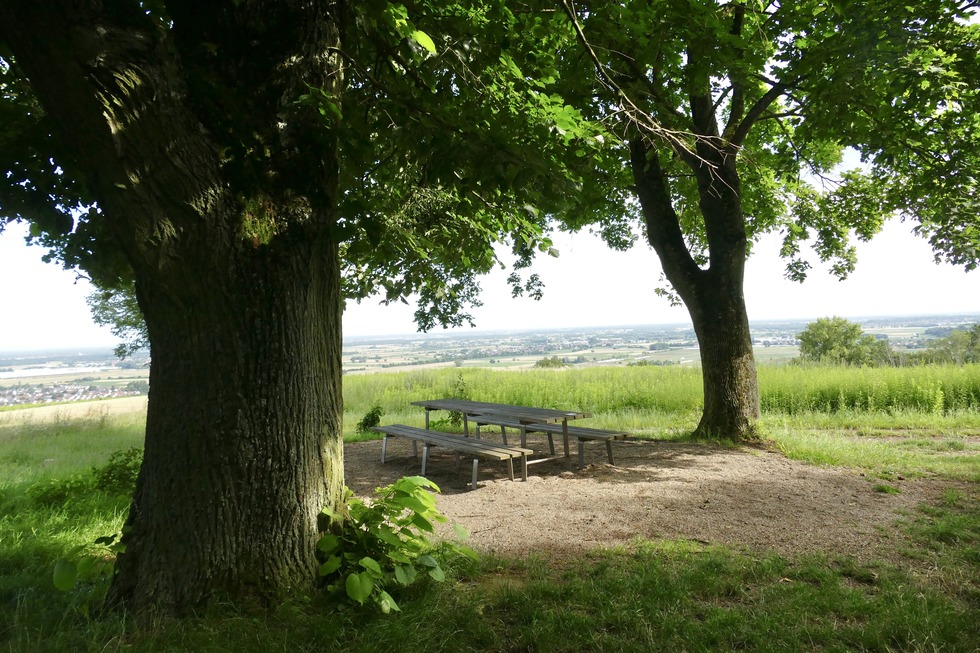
371;424;532;490
472;416;628;467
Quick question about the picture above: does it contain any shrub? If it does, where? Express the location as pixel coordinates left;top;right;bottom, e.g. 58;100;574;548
93;447;143;494
27;474;93;506
534;355;568;368
317;476;475;613
27;447;143;505
355;403;384;433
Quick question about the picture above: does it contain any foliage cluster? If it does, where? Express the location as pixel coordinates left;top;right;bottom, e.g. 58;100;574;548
27;447;142;505
923;323;980;365
317;477;474;613
797;317;893;366
355;403;384;434
796;318;980;369
533;355;568;369
448;371;469;428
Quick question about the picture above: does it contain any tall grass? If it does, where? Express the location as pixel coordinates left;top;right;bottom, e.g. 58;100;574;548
0;406;145;488
759;363;980;414
343;364;980;435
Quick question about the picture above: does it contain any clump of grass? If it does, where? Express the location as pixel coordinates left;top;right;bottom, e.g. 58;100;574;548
872;483;901;494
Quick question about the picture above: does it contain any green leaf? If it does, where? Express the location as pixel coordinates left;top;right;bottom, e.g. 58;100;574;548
410;30;436;54
428;565;446;582
394;563;417;586
377;590;401;614
411;513;435;533
317;534;341;554
345;572;375;604
392;495;430;514
76;556;98;575
359;556;383;576
452;523;470;541
52;560;77;592
318;555;342;576
394;476;439;493
418;554;439;568
375;525;404;548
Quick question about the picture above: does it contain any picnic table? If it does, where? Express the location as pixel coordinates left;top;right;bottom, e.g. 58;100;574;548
409;398;592;459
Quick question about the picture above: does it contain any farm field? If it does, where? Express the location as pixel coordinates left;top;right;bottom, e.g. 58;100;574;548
3;313;977;395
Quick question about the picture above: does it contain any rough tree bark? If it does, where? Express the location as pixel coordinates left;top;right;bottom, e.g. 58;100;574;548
630;138;761;441
0;1;347;614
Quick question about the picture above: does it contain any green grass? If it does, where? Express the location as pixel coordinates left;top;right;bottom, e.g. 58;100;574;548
1;363;978;651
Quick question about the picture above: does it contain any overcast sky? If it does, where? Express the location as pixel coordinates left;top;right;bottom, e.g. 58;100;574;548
2;216;978;352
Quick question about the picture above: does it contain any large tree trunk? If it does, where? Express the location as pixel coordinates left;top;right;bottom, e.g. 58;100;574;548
630;139;761;441
106;233;345;614
0;1;348;615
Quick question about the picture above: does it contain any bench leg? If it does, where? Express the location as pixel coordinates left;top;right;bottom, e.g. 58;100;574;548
475;424;482;440
381;435;388;463
421;443;431;476
578;439;585;468
546;433;555;456
562;422;570;458
606;439;615;465
520;454;528;482
471;458;479;490
506;457;514;481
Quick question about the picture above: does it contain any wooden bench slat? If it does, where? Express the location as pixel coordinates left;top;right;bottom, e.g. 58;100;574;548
371;424;531;490
470;415;628;466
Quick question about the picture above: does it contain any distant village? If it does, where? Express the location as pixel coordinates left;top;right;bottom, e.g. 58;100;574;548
0;382;146;408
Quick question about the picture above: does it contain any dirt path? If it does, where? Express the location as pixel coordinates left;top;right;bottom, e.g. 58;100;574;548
346;437;969;563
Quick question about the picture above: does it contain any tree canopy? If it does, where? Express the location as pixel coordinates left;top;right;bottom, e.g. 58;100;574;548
0;1;619;330
491;0;980;439
0;0;624;615
540;0;980;277
797;316;892;365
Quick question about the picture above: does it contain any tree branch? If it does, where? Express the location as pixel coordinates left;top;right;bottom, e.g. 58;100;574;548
560;0;702;159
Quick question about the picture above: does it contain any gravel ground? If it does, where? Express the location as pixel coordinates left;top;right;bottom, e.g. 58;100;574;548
345;435;971;563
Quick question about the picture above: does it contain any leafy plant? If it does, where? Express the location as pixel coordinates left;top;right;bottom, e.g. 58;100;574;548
355;403;384;434
448;372;469;428
317;476;475;613
25;447;143;506
93;447;142;493
27;474;92;506
52;532;124;615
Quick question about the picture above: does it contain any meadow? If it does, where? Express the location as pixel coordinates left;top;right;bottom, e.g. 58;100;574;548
1;364;978;651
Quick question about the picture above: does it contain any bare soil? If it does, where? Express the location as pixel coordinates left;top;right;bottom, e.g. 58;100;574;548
345;436;972;564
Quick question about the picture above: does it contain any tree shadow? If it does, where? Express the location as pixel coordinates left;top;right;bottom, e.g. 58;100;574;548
343;436;741;496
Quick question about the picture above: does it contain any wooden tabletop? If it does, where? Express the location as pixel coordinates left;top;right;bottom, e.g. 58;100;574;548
410;398;590;423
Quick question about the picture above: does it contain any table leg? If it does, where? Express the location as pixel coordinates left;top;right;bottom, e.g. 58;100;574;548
562;420;570;458
471;459;479;490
